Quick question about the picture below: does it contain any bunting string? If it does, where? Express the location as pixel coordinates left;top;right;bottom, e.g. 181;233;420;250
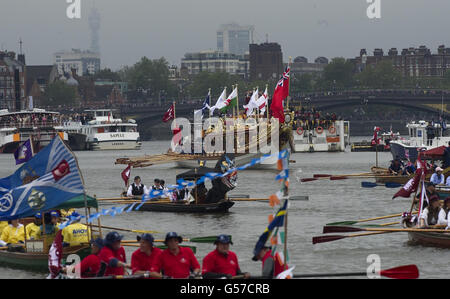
59;149;289;229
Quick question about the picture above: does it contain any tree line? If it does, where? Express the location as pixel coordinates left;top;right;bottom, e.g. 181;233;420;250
41;56;450;107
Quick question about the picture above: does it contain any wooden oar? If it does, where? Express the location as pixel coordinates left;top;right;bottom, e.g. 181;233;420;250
322;225;449;234
85;273;150;279
313;172;373;178
99;199;171;205
313;231;395;244
326;211;418;226
249;265;419;279
90;224;160;234
294;265;419;279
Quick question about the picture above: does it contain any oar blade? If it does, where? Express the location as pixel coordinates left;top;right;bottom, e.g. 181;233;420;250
361;182;378;188
325;221;358;226
385;182;402;188
312;235;346;244
289;195;309;201
323;226;364;234
313;174;332;178
330;176;348;180
301;178;318;182
189;235;231;243
380;264;419;279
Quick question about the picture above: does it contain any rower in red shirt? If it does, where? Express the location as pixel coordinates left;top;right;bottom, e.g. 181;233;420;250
252;246;285;278
97;231;131;276
131;233;162;276
150;232;201;279
202;234;250;279
63;237;104;278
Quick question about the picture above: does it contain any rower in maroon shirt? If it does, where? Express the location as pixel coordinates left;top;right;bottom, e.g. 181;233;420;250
131;233;162;276
150;232;201;279
202;234;250;279
98;231;131;276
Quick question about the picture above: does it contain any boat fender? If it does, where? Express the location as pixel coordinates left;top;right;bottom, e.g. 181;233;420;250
316;126;324;134
296;127;304;136
328;126;336;134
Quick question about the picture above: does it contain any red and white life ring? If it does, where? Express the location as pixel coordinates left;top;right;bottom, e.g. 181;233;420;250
328;126;336;134
316;126;324;134
296;127;304;136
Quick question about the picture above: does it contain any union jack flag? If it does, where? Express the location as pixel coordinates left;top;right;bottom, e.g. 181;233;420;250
276;67;290;88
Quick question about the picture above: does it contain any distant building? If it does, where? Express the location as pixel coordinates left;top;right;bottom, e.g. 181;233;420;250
181;50;249;79
0;51;27;111
26;65;59;107
53;49;100;76
290;56;328;77
352;45;450;77
249;42;283;81
217;23;254;56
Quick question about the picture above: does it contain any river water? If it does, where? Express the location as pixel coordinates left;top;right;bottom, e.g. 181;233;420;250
0;139;448;279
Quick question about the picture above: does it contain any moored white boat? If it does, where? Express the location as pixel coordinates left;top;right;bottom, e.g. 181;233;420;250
65;109;141;151
293;120;350;152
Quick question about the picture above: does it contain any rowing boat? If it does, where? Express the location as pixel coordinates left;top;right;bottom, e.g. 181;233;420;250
0;194;98;272
133;200;234;213
408;231;450;248
371;166;450;184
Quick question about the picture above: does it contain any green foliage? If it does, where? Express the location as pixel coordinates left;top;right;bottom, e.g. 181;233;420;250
92;68;122;81
356;60;402;89
42;81;78;106
321;57;355;89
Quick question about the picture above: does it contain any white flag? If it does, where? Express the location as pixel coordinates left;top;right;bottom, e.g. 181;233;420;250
256;87;268;114
244;88;259;116
210;88;227;114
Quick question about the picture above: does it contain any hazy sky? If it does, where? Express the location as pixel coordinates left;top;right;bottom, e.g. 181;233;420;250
1;0;450;70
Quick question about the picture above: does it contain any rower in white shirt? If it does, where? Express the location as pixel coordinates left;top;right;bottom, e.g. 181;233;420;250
419;196;442;228
126;176;148;197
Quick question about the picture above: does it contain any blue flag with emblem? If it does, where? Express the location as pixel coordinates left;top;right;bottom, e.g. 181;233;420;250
0;135;84;220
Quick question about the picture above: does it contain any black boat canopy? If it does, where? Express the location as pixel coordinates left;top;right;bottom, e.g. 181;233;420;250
176;167;217;181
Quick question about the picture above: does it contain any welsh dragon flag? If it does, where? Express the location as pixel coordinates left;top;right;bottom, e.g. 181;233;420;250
220;87;238;113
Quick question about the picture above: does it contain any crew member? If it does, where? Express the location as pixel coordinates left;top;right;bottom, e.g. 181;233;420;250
61;212;90;247
98;231;130;276
419;195;442;227
415;183;439;210
443;141;450;169
439;197;450;226
151;179;162;191
388;159;403;175
150;232;201;279
50;210;61;230
64;238;104;278
127;176;148;197
131;233;162;276
430;167;445;185
0;219;25;246
252;246;285;278
403;162;416;176
202;234;250;279
25;213;42;240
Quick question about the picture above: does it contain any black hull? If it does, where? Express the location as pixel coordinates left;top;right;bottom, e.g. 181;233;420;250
68;133;87;151
134;201;234;213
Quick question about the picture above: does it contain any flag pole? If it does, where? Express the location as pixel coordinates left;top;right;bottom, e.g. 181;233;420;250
208;88;212;117
266;84;269;119
236;84;239;119
287;57;292;111
283;154;289;270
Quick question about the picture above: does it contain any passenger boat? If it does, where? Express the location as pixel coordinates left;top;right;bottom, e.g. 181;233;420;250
0;108;68;153
390;120;449;162
63;109;141;151
0;194;98;272
408;231;450;248
293;120;350;152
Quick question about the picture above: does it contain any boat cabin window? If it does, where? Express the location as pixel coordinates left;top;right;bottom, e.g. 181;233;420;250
417;129;422;138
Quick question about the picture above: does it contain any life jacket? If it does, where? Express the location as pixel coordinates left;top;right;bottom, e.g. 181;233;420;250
131;183;144;195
